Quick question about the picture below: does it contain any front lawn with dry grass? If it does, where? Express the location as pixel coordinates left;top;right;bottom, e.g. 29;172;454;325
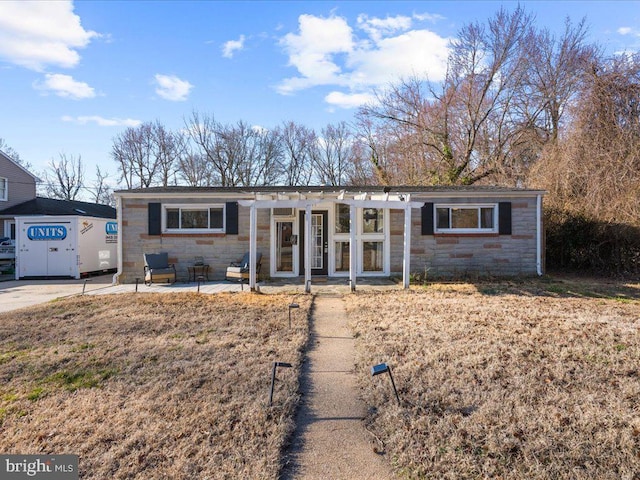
0;292;309;479
345;277;640;479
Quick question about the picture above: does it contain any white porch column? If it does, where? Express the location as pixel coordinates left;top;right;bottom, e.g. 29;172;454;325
349;204;357;292
304;204;312;293
403;206;412;289
249;204;257;291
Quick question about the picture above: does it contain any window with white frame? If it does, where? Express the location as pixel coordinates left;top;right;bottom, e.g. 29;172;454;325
0;177;7;201
362;208;384;233
164;204;225;232
360;208;385;272
335;203;350;233
435;204;497;233
331;205;389;275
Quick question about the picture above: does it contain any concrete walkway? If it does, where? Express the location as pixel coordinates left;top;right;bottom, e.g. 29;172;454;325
282;294;394;480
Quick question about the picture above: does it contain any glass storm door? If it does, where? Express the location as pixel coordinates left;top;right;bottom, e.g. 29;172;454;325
299;211;328;275
275;220;294;274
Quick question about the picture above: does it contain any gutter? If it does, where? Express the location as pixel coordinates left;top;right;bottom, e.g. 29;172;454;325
112;194;123;285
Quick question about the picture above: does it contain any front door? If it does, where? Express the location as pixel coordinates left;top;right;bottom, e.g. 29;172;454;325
299;211;328;275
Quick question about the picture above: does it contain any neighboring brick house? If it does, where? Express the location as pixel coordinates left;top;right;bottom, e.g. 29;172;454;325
0;149;38;241
114;186;545;290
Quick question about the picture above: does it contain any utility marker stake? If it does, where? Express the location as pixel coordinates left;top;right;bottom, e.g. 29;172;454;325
82;279;91;295
135;277;140;293
269;361;293;406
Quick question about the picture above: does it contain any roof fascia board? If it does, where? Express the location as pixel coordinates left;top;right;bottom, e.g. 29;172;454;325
412;190;546;199
115;191;256;200
339;199;422;209
238;199;321;208
115;188;546;200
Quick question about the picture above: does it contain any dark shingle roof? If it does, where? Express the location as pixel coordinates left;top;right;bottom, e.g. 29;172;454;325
0;197;116;218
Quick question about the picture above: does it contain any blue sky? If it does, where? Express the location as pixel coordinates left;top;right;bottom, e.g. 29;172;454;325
0;1;638;196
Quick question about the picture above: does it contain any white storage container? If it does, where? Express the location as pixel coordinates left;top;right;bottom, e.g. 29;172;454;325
15;216;118;279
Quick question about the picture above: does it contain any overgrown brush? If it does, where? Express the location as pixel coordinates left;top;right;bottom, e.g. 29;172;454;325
545;208;640;278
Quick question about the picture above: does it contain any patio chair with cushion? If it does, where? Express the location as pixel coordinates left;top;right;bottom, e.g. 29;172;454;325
226;251;262;282
143;252;176;285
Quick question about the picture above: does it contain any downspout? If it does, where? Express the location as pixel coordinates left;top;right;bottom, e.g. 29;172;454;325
536;194;543;276
112;194;123;285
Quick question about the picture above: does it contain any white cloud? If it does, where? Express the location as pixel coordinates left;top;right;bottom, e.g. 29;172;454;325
34;73;95;99
251;124;268;134
325;91;376;109
347;29;450;87
278;14;354;94
222;35;246;58
356;14;412;42
413;12;446;23
617;27;640;37
154;74;193;101
276;12;450;107
61;115;141;127
0;0;98;71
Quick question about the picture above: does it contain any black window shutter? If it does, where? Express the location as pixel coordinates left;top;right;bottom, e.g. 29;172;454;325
148;202;161;235
226;201;239;234
421;203;434;235
499;202;512;235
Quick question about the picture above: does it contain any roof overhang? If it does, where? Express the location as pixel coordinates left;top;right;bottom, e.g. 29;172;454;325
114;187;546;201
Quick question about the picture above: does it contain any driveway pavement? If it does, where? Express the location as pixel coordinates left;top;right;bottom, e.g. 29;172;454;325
0;274;116;313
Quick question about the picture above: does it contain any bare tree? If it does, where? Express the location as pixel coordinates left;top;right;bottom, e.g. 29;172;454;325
186;112;285;187
44;153;85;200
524;17;600;144
185;111;227;186
178;151;214;186
91;166;115;206
278;121;316;186
111;122;157;188
251;126;283;186
217;120;259;187
152;121;186;186
359;7;537;186
312;122;356;186
353;116;392;185
111;120;188;188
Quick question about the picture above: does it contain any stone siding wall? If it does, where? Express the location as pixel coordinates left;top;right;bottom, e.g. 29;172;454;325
407;196;540;278
119;198;270;283
120;193;542;283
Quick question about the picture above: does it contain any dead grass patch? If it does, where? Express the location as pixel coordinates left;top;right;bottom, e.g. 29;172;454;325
0;292;310;479
345;279;640;479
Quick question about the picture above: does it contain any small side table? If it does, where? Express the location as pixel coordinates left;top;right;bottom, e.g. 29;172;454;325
188;264;210;283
